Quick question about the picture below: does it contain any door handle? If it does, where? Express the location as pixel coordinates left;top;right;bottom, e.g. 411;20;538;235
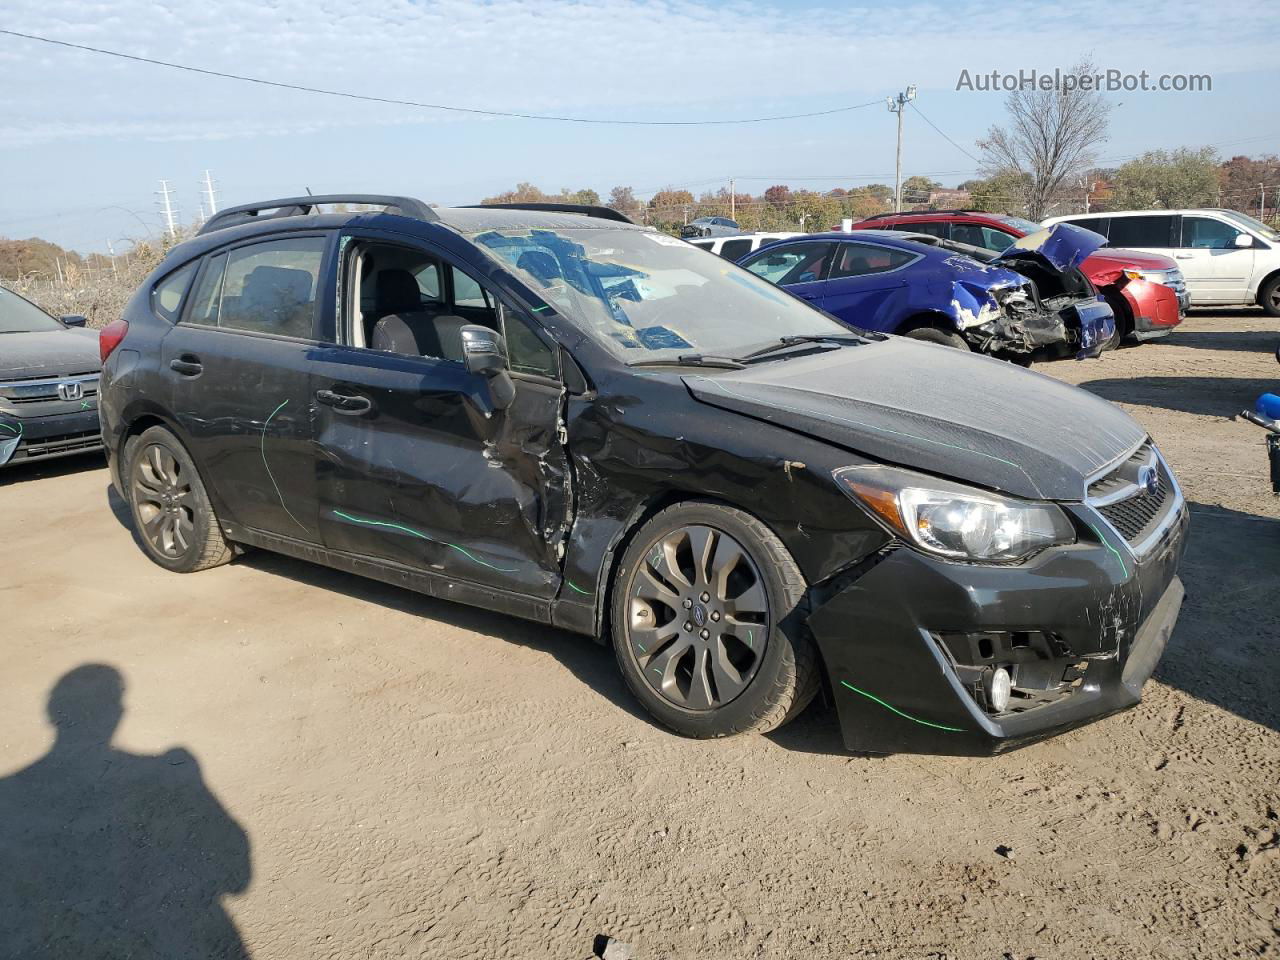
169;357;203;376
316;389;373;415
1173;253;1193;259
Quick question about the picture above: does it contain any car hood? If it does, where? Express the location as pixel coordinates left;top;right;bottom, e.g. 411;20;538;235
996;222;1108;274
0;328;100;379
682;337;1144;501
1083;248;1178;272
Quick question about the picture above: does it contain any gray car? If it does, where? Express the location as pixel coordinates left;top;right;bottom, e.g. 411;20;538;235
0;285;102;468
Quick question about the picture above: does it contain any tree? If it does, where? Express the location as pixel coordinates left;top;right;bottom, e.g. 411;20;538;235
977;57;1112;220
763;184;792;207
965;172;1034;214
1111;148;1220;209
481;182;550;204
1219;154;1280;215
900;176;942;204
607;186;641;220
648;189;694;210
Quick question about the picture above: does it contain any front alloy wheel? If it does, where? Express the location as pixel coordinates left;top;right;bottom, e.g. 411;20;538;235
611;501;819;739
626;524;770;710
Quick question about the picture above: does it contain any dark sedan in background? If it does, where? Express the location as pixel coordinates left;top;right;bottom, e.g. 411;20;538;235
0;285;102;468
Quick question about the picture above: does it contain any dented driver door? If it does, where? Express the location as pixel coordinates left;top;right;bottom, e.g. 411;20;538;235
310;240;571;599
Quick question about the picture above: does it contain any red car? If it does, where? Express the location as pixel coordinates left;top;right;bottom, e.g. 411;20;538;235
847;211;1187;344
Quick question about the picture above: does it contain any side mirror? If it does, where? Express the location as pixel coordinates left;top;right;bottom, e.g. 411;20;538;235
1234;233;1254;249
61;314;88;328
460;325;515;411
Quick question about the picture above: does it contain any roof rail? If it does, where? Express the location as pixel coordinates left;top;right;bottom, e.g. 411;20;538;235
198;194;437;235
463;202;634;225
859;209;989;221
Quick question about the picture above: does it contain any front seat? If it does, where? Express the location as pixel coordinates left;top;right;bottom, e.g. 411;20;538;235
372;308;469;363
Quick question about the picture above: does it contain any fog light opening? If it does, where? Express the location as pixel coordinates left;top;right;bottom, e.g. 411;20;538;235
987;667;1012;714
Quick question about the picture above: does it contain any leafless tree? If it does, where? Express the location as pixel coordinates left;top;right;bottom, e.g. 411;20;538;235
977;58;1112;220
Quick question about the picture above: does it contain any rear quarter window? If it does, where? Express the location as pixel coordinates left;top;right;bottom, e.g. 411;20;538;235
1107;216;1175;248
151;262;197;322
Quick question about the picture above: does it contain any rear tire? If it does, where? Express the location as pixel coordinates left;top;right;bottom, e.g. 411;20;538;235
903;326;969;351
126;426;234;573
610;501;820;739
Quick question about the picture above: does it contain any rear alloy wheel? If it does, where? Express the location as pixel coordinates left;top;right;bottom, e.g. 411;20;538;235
611;501;819;738
1260;276;1280;318
127;426;233;572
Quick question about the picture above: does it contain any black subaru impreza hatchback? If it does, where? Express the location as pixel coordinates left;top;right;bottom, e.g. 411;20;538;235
99;195;1187;755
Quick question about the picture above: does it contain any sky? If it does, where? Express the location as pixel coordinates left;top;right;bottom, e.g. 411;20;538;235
2;0;1278;253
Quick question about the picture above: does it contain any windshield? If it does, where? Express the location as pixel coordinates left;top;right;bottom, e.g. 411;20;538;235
0;286;63;334
1221;210;1280;242
469;227;847;361
994;215;1043;235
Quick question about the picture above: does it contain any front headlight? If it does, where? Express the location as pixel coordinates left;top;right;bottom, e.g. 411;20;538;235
1123;268;1173;286
834;465;1076;562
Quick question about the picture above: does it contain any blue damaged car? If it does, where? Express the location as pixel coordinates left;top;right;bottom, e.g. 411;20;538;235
737;222;1116;361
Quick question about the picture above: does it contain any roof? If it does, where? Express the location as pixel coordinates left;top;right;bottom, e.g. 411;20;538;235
435;206;645;233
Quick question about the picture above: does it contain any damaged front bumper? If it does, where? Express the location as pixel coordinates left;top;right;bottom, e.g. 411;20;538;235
806;502;1188;755
964;286;1115;360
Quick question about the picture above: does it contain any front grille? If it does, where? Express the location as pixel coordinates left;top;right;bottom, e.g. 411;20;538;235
0;373;100;404
1087;442;1181;554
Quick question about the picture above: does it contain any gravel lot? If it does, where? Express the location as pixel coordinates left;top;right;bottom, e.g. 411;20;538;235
2;311;1277;959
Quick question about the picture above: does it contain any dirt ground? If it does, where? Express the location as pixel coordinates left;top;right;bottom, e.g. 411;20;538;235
2;312;1278;960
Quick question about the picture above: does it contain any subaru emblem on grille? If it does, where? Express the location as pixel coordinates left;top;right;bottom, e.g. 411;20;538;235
56;381;84;402
1137;465;1158;497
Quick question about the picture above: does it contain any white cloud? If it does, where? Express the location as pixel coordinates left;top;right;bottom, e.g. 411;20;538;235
2;0;1276;146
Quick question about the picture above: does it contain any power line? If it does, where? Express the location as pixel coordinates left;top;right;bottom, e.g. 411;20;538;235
0;29;885;126
908;101;982;164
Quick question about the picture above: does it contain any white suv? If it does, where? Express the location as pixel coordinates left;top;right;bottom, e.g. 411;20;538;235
686;232;803;261
1043;209;1280;315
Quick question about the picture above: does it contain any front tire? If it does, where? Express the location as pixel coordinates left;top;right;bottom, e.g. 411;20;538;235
1260;275;1280;318
903;326;969;350
126;426;234;573
610;501;820;739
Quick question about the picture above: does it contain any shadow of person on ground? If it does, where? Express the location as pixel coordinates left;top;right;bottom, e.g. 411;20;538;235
0;665;252;958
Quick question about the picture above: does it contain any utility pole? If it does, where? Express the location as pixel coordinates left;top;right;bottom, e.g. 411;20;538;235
886;85;916;213
106;240;118;277
730;177;736;221
156;180;179;238
202;169;219;216
1261;182;1266;222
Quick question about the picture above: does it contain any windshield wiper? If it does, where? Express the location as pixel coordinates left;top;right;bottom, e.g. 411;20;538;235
737;333;866;362
630;354;746;369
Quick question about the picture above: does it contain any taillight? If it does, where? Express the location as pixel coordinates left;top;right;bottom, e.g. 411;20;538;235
100;319;129;363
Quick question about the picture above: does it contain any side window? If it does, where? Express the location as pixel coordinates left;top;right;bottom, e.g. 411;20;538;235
1063;217;1109;237
503;310;558;378
1181;216;1242;249
949;224;986;248
185;237;326;338
904;221;949;239
690;240;714;251
744;242;833;285
450;267;491;309
719;238;754;261
983;228;1017;251
1108;215;1175;248
829;243;917;279
150;262;197;322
